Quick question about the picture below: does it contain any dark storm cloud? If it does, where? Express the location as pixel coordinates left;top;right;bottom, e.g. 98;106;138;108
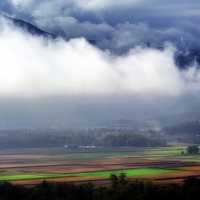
1;0;200;52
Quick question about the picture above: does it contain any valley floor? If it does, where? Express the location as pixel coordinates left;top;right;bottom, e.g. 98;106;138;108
0;146;200;185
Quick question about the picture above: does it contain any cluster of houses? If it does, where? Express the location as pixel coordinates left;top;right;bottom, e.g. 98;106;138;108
64;144;97;150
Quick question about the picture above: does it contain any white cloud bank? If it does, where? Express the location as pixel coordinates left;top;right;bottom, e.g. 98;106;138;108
8;0;34;8
76;0;143;10
0;18;199;98
9;0;143;11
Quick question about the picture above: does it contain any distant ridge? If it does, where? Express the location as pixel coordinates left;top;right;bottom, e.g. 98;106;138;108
1;14;55;38
1;14;200;69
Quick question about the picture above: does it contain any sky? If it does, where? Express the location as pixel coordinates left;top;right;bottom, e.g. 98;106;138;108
0;1;200;128
2;0;200;51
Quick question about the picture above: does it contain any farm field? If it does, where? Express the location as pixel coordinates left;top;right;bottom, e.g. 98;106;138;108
0;168;178;182
0;146;200;185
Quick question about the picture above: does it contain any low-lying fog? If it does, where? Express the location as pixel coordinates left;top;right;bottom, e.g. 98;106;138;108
0;18;200;129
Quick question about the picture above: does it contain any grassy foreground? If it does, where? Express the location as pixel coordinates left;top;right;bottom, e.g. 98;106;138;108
0;167;178;182
0;172;68;182
77;168;177;178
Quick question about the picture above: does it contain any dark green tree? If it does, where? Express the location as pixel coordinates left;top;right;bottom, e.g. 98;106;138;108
187;145;199;154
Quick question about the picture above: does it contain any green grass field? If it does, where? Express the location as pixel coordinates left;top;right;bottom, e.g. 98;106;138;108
0;172;68;182
0;167;179;182
77;168;178;178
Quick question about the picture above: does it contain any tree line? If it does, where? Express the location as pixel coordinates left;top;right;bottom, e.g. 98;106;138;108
0;129;166;148
0;175;199;200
